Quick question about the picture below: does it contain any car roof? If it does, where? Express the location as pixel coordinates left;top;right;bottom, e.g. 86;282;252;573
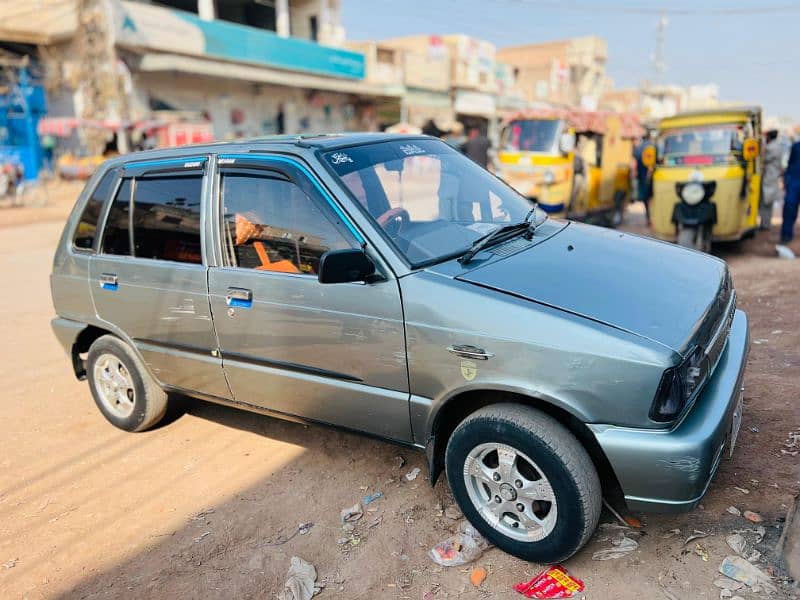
104;132;433;169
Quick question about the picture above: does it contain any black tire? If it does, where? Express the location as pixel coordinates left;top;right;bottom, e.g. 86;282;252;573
86;335;168;432
445;403;601;563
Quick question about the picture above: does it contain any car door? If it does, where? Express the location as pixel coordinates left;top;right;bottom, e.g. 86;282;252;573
90;156;230;400
207;154;411;442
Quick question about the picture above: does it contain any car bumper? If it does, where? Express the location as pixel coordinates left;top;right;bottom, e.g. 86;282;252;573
51;316;86;353
588;309;750;513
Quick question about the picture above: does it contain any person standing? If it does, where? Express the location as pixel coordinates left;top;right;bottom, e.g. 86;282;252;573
781;139;800;245
461;126;491;169
760;130;782;230
634;133;655;225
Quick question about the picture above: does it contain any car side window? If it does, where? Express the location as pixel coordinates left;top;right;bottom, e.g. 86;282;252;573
73;170;117;250
101;179;132;256
220;172;352;276
132;174;203;264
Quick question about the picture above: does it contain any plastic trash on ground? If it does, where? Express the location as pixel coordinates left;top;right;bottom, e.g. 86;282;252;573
340;503;363;523
514;565;585;598
428;521;490;567
277;556;320;600
362;491;383;506
718;555;777;593
591;532;639;560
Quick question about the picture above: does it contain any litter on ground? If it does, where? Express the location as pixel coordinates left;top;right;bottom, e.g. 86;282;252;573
470;566;488;587
514;565;585;598
277;556;320;600
718;555;777;593
743;510;763;523
362;491;383;506
429;521;490;567
591;532;639;560
726;533;747;556
340;503;363;523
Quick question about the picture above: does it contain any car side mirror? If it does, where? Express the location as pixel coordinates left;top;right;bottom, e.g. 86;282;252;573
318;248;377;284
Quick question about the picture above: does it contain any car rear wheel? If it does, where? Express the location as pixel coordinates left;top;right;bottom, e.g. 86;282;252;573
86;335;168;432
445;403;601;563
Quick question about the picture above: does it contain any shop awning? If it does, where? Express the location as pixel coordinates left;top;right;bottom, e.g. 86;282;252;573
453;90;496;118
38;117;122;137
404;89;452;109
136;53;404;99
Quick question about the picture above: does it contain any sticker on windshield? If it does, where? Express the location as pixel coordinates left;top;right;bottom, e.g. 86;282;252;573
330;152;353;164
399;143;426;156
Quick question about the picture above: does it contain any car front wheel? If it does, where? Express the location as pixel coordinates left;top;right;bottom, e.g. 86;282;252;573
86;335;168;432
445;403;601;563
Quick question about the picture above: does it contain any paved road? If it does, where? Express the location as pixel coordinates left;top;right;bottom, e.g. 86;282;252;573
0;209;797;598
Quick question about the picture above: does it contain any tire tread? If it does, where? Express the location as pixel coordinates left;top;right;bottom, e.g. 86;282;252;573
451;403;602;556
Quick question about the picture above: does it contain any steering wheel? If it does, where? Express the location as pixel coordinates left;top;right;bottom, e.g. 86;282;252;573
376;207;410;236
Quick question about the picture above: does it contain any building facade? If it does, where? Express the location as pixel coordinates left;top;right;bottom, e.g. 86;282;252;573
0;0;405;154
498;36;609;110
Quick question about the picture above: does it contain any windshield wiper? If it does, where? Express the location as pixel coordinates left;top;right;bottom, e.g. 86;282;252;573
458;208;541;264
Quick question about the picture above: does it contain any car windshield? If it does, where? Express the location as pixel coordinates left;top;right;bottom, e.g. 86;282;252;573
501;119;560;153
323;139;539;267
659;124;745;165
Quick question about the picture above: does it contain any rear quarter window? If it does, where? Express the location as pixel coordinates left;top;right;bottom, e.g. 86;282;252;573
72;170;117;250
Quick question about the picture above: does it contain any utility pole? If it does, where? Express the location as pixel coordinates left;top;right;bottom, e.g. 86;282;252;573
652;13;668;83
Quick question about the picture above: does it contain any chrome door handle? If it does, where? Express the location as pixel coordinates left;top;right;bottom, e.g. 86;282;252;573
447;345;495;360
99;273;118;290
225;287;253;308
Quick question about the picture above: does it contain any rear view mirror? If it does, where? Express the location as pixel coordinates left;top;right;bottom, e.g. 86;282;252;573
742;137;759;162
559;132;576;155
318;249;377;284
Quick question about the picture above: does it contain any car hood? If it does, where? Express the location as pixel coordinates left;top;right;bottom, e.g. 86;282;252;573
456;222;727;353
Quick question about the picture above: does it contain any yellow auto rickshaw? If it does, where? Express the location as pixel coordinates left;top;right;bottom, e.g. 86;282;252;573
650;106;762;251
497;109;640;226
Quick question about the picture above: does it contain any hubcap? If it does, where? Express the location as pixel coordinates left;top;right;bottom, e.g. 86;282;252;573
463;442;557;542
93;353;135;419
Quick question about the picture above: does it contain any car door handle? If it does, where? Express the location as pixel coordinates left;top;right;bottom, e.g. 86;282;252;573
447;345;495;360
225;287;253;308
99;273;118;291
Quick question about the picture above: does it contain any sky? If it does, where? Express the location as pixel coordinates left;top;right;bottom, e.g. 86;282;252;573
341;0;800;120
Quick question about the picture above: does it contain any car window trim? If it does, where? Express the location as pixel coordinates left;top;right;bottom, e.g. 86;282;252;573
214;154;364;273
216;153;365;245
95;161;209;265
96;172;131;258
71;168;122;255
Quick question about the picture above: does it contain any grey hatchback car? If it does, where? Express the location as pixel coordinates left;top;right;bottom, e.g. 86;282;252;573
51;134;749;562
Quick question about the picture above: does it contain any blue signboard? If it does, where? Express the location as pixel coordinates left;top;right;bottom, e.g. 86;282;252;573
173;12;365;80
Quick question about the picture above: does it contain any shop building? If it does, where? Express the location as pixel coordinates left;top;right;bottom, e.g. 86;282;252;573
0;0;403;153
498;36;609;110
377;35;453;130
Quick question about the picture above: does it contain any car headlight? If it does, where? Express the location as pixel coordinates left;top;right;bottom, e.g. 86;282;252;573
543;168;555;185
681;182;705;205
650;347;708;422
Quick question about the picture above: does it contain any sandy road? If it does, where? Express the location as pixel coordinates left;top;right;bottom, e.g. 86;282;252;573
0;190;798;598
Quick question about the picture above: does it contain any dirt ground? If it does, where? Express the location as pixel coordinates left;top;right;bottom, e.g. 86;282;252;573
0;184;798;599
